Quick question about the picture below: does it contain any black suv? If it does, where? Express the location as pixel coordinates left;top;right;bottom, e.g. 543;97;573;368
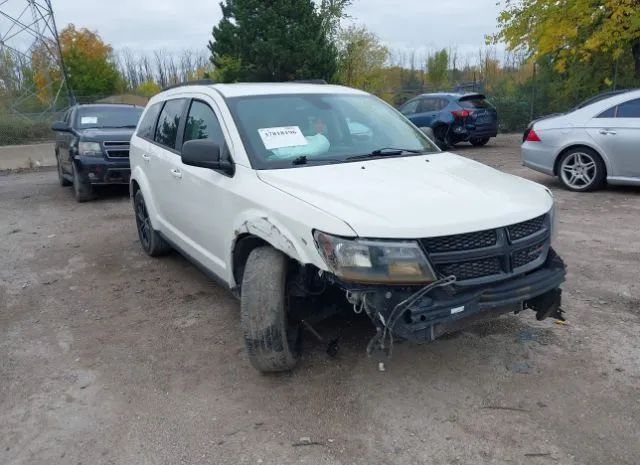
52;104;143;202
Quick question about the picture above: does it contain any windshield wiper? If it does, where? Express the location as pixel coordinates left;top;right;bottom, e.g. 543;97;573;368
290;155;343;165
346;147;425;160
104;125;137;128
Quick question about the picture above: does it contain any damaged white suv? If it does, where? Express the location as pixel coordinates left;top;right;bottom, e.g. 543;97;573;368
130;81;566;372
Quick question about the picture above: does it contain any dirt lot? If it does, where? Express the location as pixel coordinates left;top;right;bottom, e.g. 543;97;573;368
1;134;639;465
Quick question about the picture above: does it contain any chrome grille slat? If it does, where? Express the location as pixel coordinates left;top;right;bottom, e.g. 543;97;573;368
103;140;130;159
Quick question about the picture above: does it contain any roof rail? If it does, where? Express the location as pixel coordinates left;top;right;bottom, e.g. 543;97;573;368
162;79;216;91
292;79;328;84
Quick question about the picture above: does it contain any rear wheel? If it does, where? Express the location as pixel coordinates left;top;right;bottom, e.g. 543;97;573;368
557;147;606;192
433;125;452;150
469;137;490;147
72;164;94;202
57;153;71;186
241;246;300;373
134;190;171;256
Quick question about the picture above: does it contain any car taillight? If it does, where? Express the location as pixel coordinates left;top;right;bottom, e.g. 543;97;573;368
451;109;471;119
525;129;541;142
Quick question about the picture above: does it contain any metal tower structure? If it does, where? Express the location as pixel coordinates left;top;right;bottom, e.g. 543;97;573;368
0;0;74;120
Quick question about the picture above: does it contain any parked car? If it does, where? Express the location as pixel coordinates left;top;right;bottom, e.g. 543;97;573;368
522;89;640;191
399;93;498;148
52;103;144;202
130;81;566;373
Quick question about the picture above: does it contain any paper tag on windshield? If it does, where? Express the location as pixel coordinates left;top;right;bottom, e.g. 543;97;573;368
80;116;98;125
258;126;307;150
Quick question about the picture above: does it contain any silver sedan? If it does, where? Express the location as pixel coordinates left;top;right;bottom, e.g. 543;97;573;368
522;89;640;191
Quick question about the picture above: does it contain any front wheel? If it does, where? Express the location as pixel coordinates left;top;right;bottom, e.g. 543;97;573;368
72;164;94;202
241;246;300;373
557;148;606;192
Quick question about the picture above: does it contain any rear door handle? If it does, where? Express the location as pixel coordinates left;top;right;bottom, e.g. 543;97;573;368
599;129;617;135
170;168;182;179
141;153;151;161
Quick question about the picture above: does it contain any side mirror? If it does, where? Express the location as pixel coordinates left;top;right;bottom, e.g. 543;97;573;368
51;120;70;132
419;127;435;140
181;139;233;174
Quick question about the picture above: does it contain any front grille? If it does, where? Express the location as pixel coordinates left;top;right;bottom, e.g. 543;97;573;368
512;242;546;268
423;214;550;283
103;141;130;159
439;257;502;281
507;215;545;241
421;229;497;253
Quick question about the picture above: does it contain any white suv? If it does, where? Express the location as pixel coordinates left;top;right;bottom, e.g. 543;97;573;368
130;81;566;372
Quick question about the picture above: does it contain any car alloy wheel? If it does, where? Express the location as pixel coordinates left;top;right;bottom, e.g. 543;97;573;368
135;195;152;251
560;152;597;189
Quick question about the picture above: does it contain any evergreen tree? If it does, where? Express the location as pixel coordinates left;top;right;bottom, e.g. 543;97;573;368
208;0;348;82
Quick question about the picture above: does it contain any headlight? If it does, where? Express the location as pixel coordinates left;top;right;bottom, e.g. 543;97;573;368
78;142;103;156
313;231;437;284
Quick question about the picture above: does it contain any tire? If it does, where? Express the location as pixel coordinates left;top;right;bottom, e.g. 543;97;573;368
557;147;606;192
434;125;453;150
134;190;171;256
241;246;300;373
57;153;71;186
470;137;490;147
72;164;94;202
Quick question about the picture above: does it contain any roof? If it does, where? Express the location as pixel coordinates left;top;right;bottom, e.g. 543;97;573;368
74;103;144;108
416;92;485;99
160;82;368;99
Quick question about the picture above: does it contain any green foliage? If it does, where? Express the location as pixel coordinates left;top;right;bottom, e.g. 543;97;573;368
492;0;640;78
0;116;54;146
60;25;121;98
336;25;389;94
136;80;161;98
208;0;349;82
426;49;449;89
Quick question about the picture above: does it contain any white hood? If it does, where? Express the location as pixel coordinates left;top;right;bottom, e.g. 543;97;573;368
257;153;553;238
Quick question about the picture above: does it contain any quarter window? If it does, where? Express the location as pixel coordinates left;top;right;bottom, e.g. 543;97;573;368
616;98;640;118
400;99;420;115
137;102;163;139
597;106;616;118
184;100;225;143
154;99;186;149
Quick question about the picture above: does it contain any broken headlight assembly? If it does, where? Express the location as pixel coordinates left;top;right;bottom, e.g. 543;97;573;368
313;231;437;284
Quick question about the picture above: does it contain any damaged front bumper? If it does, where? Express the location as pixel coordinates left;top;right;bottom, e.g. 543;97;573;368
348;249;566;343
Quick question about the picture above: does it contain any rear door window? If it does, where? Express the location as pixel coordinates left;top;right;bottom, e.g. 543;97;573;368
596;106;616;118
154;99;187;150
137;102;162;139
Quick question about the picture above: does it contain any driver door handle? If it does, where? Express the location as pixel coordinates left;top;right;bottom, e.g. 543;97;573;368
141;153;151;161
170;168;182;179
599;129;617;135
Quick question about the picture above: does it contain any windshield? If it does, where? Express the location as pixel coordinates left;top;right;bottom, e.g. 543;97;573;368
227;93;439;169
75;106;143;129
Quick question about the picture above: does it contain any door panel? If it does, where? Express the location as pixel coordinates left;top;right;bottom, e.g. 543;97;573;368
163;98;234;277
586;117;640;177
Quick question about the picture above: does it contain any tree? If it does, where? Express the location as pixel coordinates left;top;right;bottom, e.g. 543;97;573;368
336;25;389;93
492;0;640;78
208;0;350;82
426;49;449;89
59;24;121;99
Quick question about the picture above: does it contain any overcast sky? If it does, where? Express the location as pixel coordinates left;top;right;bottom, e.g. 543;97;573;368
6;0;502;60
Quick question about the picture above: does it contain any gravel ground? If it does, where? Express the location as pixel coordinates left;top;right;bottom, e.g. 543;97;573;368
1;134;639;465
